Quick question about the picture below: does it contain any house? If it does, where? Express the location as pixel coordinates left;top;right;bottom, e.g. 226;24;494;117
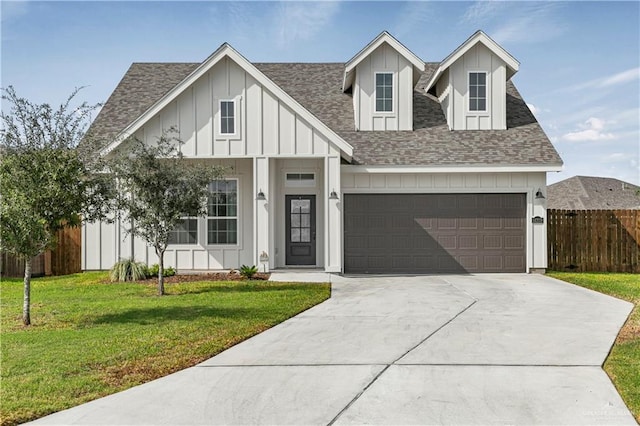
83;30;562;274
548;176;640;210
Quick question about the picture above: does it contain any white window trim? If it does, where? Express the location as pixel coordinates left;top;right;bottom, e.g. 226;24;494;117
215;97;241;139
467;71;490;114
374;71;395;114
205;178;240;247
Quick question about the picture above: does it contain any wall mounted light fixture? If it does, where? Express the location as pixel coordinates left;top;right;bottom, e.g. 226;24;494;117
329;189;339;200
535;188;545;199
256;189;266;200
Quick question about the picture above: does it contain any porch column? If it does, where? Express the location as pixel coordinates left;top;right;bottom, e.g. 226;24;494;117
253;157;271;272
324;155;342;272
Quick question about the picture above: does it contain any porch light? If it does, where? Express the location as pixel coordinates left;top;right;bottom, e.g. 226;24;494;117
535;188;545;199
256;189;266;200
329;189;339;200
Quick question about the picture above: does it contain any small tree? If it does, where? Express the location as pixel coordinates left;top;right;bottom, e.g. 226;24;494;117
109;132;224;295
0;86;112;326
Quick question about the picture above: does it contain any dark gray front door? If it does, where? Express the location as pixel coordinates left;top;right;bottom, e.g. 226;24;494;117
344;193;526;274
286;195;316;265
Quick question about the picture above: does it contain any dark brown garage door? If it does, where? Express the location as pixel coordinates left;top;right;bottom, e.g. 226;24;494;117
344;193;526;274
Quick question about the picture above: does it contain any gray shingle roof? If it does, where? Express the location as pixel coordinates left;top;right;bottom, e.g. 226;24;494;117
548;176;640;210
86;59;562;167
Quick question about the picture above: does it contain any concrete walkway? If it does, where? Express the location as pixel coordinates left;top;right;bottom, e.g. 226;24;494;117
29;274;635;425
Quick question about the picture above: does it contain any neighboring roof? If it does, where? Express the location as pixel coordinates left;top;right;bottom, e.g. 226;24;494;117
547;176;640;210
342;31;425;92
424;30;520;94
86;41;561;168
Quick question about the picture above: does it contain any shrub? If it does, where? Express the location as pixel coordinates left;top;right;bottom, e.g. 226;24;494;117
110;258;148;282
239;264;258;280
146;264;176;278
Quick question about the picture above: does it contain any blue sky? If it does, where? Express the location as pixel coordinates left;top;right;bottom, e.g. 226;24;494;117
2;1;639;185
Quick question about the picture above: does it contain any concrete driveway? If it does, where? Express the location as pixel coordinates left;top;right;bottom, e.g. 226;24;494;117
30;274;635;425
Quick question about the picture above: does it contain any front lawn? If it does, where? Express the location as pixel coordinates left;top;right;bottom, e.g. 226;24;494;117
0;272;330;426
547;272;639;422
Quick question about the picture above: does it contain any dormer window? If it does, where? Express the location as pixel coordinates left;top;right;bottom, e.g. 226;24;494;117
375;72;393;112
469;72;487;112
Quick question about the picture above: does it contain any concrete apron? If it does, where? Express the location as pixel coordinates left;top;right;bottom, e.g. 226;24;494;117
29;274;635;425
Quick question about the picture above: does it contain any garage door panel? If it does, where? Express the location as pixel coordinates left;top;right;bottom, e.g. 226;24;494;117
344;193;526;274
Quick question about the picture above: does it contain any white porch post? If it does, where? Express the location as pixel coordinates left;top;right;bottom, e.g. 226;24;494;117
254;157;270;272
325;155;342;272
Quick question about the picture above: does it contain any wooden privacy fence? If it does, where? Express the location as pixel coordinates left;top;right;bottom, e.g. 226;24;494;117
547;209;640;273
0;226;82;278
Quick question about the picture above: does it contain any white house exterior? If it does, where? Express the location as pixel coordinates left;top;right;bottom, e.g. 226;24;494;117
83;31;562;274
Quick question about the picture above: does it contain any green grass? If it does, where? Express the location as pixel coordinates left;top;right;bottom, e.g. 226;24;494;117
0;272;330;426
547;272;640;422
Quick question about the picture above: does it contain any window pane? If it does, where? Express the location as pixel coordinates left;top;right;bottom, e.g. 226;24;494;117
478;99;486;111
478;86;486;98
291;228;300;242
376;99;384;112
384;87;392;99
384;100;392;112
291;213;300;227
208;218;237;244
301;214;310;227
384;73;392;85
169;218;197;245
470;86;477;97
376;73;384;85
470;99;478;111
301;228;310;242
221;118;228;134
227;120;234;134
477;73;486;84
470;73;477;85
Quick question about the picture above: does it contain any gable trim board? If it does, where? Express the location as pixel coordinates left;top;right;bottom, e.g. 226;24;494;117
100;43;354;161
424;30;520;94
342;31;425;92
83;30;561;274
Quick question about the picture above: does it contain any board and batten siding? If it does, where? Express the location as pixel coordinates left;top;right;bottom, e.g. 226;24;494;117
82;159;254;271
133;56;336;159
341;171;548;271
354;43;413;131
441;43;506;131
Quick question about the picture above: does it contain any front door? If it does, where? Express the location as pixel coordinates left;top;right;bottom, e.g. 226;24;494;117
285;195;316;265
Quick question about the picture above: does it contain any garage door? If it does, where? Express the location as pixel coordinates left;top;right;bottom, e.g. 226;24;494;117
344;193;526;274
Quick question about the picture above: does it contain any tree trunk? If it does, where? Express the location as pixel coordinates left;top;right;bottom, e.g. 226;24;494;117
156;247;165;296
23;257;32;326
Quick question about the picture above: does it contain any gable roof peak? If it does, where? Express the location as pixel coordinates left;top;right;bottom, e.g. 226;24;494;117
424;30;520;94
342;30;425;92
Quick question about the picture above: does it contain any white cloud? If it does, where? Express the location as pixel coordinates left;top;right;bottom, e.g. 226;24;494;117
275;2;340;49
461;1;504;24
460;2;566;45
392;2;433;40
601;67;640;87
562;117;616;142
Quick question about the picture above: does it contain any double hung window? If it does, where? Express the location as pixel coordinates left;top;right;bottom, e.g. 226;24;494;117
207;180;238;245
